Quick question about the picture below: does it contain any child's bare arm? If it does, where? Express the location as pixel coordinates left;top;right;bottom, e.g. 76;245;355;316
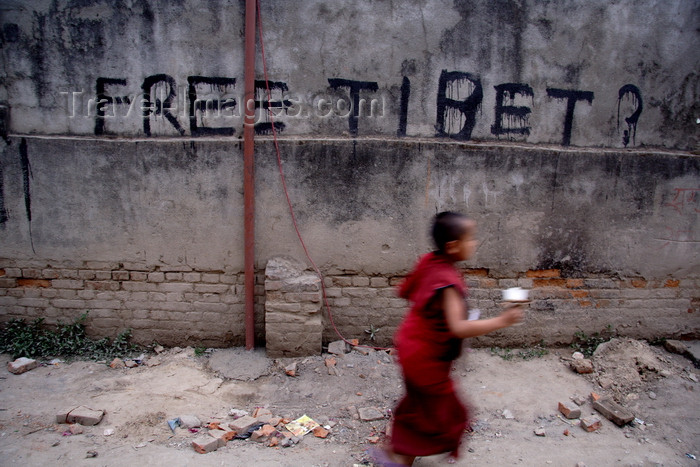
443;286;523;339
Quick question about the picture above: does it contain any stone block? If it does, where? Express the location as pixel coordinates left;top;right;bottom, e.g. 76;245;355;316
592;399;634;426
358;407;384;421
7;357;40;374
57;406;104;426
558;401;581;419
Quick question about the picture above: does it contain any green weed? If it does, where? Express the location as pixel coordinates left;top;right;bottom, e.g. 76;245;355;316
490;341;549;360
0;312;140;361
570;325;615;357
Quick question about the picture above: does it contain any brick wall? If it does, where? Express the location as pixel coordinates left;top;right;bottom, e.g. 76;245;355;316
319;268;698;348
1;259;697;349
0;260;266;347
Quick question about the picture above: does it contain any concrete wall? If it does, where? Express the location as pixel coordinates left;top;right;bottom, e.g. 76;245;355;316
1;1;697;148
0;1;698;348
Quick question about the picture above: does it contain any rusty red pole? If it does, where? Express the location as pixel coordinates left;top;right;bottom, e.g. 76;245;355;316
243;0;256;350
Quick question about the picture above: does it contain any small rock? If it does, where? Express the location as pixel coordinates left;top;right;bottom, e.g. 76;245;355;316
534;427;546;436
124;360;138;368
86;451;98;458
103;428;115;436
367;435;380;443
327;340;347;355
312;426;329;438
358;407;384;421
7;357;40;375
229;409;248;418
598;376;614;389
572;352;585;360
69;424;84;435
571;395;587;406
154;345;165;354
570;359;594;374
285;362;297;377
502;409;515;420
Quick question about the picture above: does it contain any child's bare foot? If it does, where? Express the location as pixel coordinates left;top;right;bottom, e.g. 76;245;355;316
369;446;415;466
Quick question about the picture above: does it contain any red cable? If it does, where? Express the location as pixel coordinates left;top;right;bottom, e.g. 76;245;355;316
255;1;389;351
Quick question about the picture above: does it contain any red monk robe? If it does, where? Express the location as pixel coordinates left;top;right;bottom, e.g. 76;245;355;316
390;251;471;458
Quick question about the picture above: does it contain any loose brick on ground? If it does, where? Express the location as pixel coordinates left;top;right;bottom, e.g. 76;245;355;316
558;401;581;419
57;406;105;426
7;357;40;375
580;416;602;432
192;436;221;454
593;399;635;426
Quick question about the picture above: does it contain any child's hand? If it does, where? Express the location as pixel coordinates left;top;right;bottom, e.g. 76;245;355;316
500;304;524;326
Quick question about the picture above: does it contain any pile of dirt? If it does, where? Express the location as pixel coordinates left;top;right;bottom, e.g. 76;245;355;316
591;338;673;398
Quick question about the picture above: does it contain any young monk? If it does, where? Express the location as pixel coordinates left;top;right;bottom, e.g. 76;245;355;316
377;211;523;466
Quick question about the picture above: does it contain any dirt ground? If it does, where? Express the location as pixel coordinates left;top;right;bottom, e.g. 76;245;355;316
0;338;698;467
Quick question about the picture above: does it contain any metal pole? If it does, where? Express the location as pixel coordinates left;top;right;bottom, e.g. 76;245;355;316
243;0;256;350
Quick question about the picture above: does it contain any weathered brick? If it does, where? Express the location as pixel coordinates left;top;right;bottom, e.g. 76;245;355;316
21;268;42;278
8;357;40;374
526;269;560;278
77;270;96;280
158;282;193;293
202;273;220;283
18;298;49;307
121;262;151;271
165;272;182;281
664;279;680;288
193;302;228;313
533;278;567;288
122;282;158;292
192;436;221;453
58;269;78;279
52;299;86;308
41;269;60;279
52;279;84;289
593;399;635;426
464;268;489;277
86;280;120;291
3;268;22;277
129;271;148;281
17;278;51;288
558;401;581;419
148;272;165;283
112;270;130;281
195;284;230;294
